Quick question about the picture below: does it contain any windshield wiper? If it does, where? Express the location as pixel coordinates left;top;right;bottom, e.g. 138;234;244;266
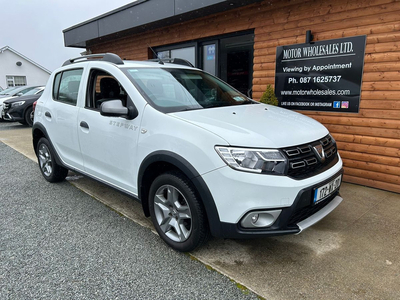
241;99;256;105
178;107;201;112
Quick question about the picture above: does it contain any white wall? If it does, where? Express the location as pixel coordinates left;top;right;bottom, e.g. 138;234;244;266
0;49;50;89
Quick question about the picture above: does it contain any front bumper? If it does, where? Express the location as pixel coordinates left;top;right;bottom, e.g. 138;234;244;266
216;170;343;238
297;195;343;232
202;155;343;238
2;106;24;122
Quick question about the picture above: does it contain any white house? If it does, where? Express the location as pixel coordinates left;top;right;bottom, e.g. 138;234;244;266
0;46;51;90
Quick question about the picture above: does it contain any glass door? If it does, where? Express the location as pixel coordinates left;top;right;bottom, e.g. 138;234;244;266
201;42;217;76
220;34;254;97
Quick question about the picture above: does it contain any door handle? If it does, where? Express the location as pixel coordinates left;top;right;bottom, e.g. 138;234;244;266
80;121;89;129
45;111;51;118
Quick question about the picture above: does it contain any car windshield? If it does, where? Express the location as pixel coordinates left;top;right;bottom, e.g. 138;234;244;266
23;87;43;96
0;86;18;95
124;68;255;113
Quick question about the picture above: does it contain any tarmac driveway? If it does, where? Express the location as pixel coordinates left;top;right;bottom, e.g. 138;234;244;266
1;123;399;299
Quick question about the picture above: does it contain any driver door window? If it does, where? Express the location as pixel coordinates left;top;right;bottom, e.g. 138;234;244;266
86;69;127;110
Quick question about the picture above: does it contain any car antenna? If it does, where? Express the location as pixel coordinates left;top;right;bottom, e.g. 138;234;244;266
148;45;164;65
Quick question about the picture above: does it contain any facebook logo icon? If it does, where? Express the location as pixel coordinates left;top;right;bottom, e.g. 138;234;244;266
333;101;340;108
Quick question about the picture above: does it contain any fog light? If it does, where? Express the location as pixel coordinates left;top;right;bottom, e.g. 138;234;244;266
251;214;259;224
241;210;282;228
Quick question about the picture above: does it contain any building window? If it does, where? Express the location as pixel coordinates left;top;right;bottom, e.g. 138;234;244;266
6;76;27;87
156;46;196;67
154;31;254;97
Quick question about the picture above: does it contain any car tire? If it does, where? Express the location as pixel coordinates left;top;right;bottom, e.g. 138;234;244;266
149;171;210;252
37;137;68;183
25;106;34;127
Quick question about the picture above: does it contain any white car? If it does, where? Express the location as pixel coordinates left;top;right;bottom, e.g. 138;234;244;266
0;86;19;98
33;53;343;252
0;85;41;119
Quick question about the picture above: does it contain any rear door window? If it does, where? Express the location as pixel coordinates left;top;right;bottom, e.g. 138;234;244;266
52;69;83;105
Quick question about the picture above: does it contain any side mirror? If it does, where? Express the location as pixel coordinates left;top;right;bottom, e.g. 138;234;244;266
100;100;138;120
17;92;23;96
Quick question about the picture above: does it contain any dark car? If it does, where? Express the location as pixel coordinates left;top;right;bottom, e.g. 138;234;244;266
2;87;44;126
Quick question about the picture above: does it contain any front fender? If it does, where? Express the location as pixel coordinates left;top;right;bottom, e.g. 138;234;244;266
138;151;223;237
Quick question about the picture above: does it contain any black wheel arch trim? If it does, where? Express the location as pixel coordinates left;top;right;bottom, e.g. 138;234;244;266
23;104;33;116
138;150;223;237
32;122;64;167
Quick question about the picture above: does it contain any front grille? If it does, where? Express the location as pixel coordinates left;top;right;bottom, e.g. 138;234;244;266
282;134;337;179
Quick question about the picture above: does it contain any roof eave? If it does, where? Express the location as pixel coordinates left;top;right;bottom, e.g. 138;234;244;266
63;0;263;48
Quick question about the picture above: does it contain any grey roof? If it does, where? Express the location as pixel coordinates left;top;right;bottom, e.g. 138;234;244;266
63;0;262;48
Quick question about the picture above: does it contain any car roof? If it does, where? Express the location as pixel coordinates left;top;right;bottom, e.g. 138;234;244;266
4;92;42;103
119;60;195;69
61;53;196;71
9;86;41;94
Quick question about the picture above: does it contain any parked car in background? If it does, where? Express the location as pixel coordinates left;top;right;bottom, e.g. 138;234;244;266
2;87;44;126
0;86;19;98
0;86;41;119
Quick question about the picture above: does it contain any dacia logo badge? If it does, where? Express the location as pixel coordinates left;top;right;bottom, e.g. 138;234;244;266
312;144;326;163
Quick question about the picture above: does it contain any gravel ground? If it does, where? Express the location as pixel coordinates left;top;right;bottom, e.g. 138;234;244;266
0;136;259;299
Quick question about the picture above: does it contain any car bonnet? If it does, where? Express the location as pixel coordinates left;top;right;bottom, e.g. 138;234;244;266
170;104;329;148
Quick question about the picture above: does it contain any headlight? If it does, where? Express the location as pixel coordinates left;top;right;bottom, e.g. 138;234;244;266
215;146;287;175
11;101;25;107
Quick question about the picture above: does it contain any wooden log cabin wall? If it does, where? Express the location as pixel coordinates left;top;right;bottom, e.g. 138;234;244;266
89;0;400;193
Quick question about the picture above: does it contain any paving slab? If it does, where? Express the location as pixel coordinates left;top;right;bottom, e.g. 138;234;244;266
1;123;399;299
0;125;36;161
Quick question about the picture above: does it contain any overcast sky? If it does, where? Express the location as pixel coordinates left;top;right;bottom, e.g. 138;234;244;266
2;0;135;72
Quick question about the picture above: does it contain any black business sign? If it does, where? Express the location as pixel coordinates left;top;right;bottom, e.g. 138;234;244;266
275;35;366;113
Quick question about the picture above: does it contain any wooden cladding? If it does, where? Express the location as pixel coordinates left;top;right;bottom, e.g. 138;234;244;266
90;0;400;193
251;0;400;194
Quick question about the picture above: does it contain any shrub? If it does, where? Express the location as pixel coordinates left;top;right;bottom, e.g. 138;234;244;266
259;84;278;106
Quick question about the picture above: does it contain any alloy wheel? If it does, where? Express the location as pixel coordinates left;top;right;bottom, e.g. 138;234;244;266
29;110;34;124
38;143;52;177
153;184;192;242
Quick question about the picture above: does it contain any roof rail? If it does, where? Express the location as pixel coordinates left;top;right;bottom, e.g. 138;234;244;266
62;53;124;66
147;58;194;68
